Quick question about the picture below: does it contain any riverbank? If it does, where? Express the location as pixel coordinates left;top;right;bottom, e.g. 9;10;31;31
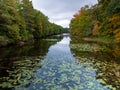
82;37;113;44
71;35;115;44
0;33;69;47
0;40;34;48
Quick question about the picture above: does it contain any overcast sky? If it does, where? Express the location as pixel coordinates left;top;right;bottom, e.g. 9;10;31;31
32;0;98;28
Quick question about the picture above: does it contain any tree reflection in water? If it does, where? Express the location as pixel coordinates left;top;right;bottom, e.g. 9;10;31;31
71;38;120;90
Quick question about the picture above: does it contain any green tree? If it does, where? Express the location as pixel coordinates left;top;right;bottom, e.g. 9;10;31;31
0;0;27;42
70;0;120;43
0;0;64;46
70;6;93;37
19;0;36;39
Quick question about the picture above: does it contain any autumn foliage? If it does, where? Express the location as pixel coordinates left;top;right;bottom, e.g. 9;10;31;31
69;0;120;43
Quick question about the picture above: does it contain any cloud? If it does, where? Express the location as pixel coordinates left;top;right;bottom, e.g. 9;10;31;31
55;19;70;28
32;0;98;27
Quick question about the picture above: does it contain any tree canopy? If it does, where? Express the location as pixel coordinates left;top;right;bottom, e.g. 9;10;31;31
0;0;64;46
69;0;120;43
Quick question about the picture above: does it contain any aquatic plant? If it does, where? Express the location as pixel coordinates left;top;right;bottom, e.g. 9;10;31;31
71;42;120;90
0;56;44;88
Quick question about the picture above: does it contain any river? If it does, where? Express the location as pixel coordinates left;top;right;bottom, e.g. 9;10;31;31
0;33;120;90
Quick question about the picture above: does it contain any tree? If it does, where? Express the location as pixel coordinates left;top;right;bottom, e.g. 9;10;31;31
69;0;120;43
70;6;93;37
0;0;27;42
0;0;65;45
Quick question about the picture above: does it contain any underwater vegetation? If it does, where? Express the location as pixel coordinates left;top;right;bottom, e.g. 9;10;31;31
70;41;120;90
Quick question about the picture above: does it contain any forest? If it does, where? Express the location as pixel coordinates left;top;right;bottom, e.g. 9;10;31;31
0;0;120;89
69;0;120;43
0;0;65;47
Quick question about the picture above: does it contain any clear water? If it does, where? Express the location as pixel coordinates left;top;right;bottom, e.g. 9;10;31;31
17;35;110;90
1;34;119;90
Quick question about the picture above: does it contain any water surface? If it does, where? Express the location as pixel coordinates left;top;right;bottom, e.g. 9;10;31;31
0;34;119;90
17;35;110;90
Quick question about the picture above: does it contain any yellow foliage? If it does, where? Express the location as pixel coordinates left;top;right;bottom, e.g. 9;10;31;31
108;14;120;43
114;29;120;43
109;14;120;28
92;21;100;36
113;29;120;34
113;45;120;57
